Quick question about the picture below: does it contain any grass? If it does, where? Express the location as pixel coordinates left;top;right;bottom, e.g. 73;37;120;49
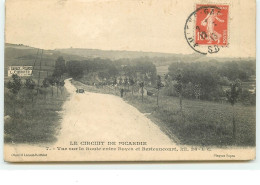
126;95;255;147
72;80;256;147
4;86;68;144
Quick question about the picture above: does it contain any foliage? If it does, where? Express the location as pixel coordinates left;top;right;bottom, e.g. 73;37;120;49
66;60;84;79
4;87;68;143
24;77;37;102
53;56;66;78
25;77;36;90
156;75;164;90
47;76;56;86
226;80;241;106
59;80;65;87
65;58;157;86
42;78;50;88
129;77;135;86
168;60;255;103
139;81;144;88
4;72;68;143
6;74;22;95
139;81;145;102
124;77;129;86
155;75;164;106
172;69;183;95
113;77;117;86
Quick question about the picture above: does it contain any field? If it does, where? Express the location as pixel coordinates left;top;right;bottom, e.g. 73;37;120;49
4;85;68;144
72;80;256;147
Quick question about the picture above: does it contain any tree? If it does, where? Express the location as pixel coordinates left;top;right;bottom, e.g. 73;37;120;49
7;74;22;95
139;81;144;102
48;76;56;97
156;75;164;106
53;56;66;79
164;74;176;96
226;80;241;140
42;78;50;88
119;77;123;86
184;82;194;99
66;61;84;80
6;74;22;115
54;78;60;96
129;77;135;95
98;71;109;81
124;77;129;95
135;61;157;85
42;77;50;100
173;70;183;112
108;65;119;78
168;61;219;101
25;77;36;102
59;80;65;95
113;77;117;94
194;84;201;100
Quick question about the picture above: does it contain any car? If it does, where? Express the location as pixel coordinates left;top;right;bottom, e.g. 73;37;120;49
76;88;85;93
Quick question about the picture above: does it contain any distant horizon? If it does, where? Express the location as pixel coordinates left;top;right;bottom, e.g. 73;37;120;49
5;42;255;60
5;42;190;55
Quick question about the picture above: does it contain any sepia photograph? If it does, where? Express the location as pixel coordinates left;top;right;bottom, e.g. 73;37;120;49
3;0;256;162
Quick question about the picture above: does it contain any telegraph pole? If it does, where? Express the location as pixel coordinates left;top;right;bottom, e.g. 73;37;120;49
37;49;43;94
33;49;39;76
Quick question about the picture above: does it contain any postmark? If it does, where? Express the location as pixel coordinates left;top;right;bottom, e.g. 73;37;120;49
184;4;229;55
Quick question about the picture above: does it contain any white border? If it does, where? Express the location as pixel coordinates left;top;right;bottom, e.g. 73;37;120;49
0;0;259;171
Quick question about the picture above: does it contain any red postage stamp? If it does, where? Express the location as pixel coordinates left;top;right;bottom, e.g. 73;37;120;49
195;4;229;46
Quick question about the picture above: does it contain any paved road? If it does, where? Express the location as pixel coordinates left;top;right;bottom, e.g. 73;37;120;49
56;79;173;146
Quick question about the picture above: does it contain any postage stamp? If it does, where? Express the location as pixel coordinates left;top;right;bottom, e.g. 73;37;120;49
195;4;229;46
184;4;229;55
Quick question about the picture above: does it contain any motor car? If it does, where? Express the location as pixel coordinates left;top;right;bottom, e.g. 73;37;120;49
76;89;85;93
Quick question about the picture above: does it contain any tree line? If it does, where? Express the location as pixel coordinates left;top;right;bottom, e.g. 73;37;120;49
166;60;255;103
65;57;255;105
66;58;157;87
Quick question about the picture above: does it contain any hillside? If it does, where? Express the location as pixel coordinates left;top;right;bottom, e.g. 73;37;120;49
4;43;87;78
5;43;255;78
56;48;183;60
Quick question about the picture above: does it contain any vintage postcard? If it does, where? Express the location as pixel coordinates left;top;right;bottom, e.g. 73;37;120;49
4;0;256;162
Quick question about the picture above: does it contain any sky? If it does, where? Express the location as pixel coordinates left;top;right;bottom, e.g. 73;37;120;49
5;0;256;58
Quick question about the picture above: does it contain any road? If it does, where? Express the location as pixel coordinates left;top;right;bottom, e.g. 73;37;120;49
56;79;173;145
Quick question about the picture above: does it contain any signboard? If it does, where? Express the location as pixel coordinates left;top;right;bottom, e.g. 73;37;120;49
8;66;33;77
